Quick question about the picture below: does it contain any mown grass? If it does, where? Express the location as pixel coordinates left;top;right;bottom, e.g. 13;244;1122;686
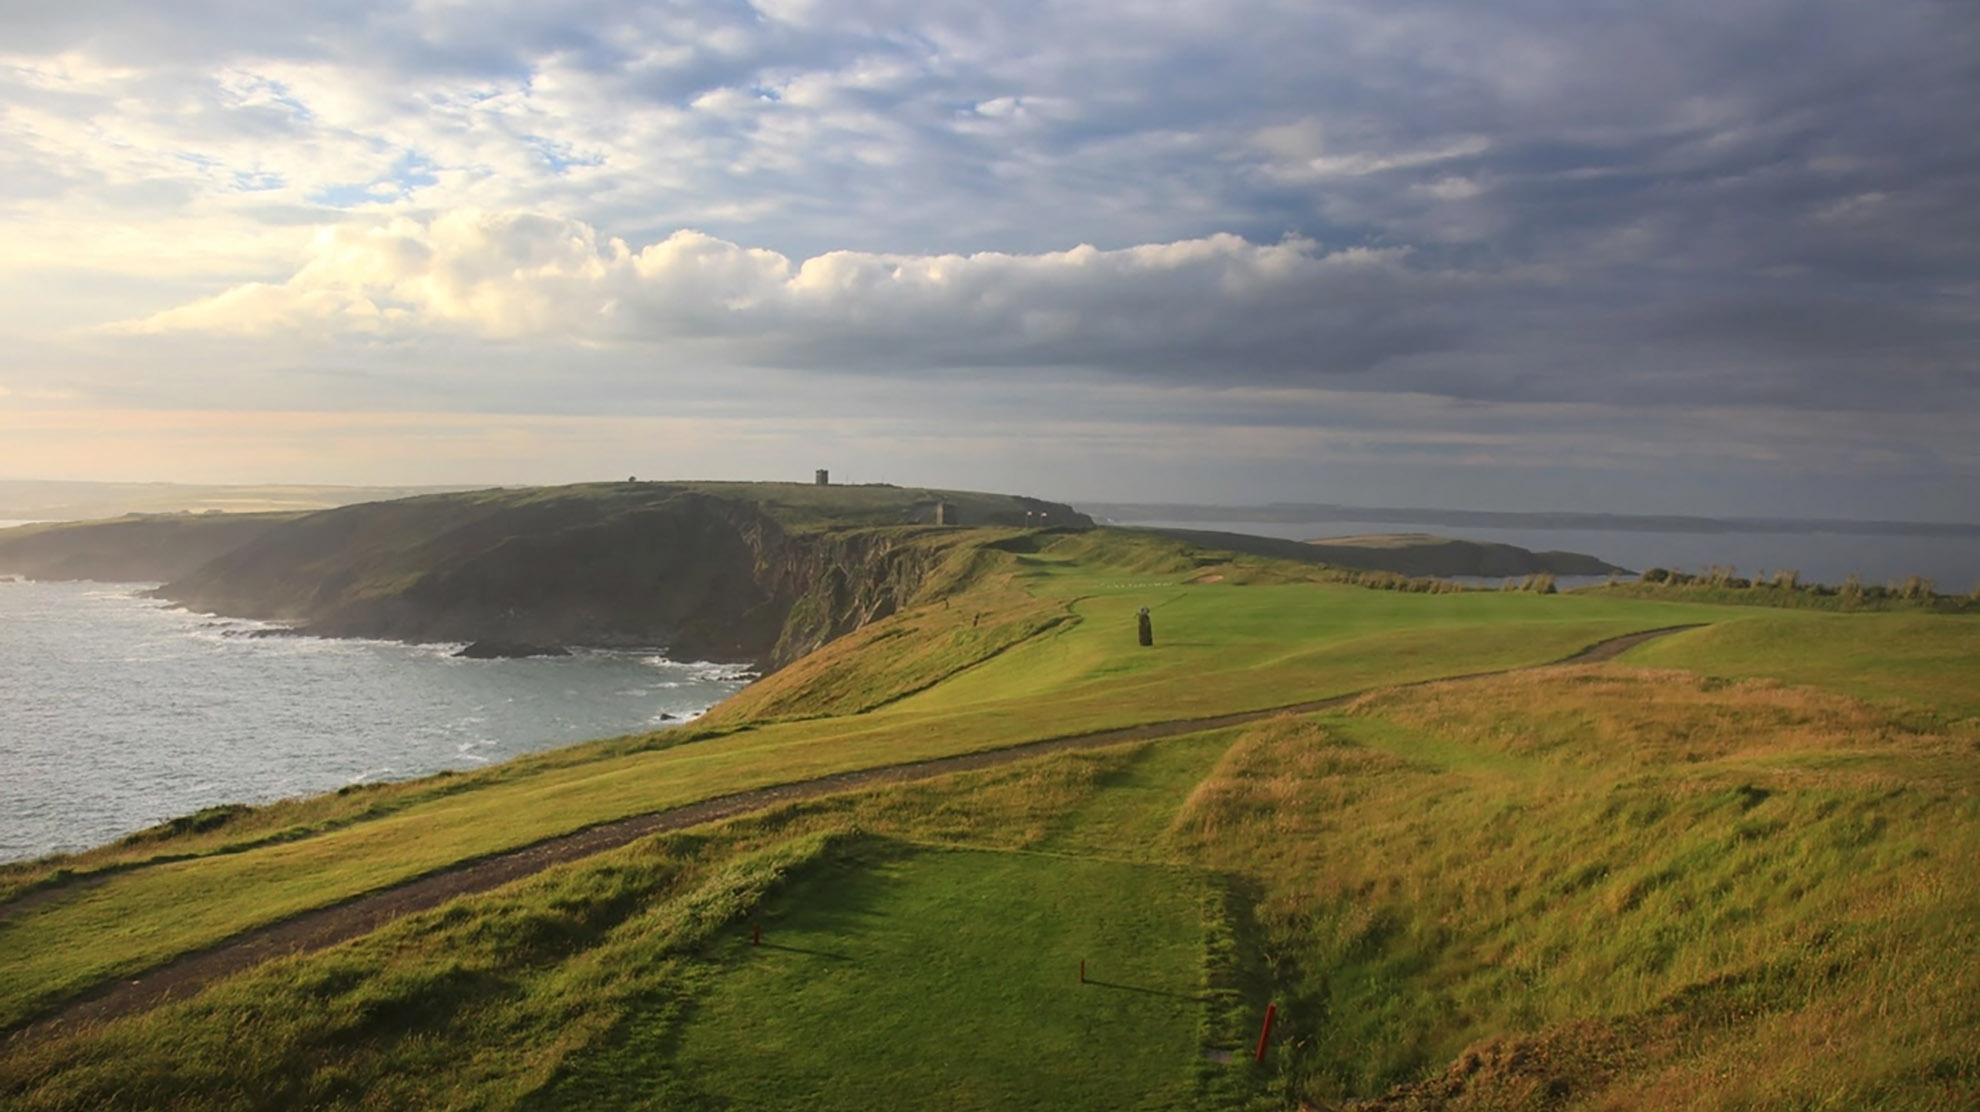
652;847;1206;1112
1621;611;1980;719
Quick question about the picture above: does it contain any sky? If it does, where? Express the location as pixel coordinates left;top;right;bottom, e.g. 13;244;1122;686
1;0;1976;518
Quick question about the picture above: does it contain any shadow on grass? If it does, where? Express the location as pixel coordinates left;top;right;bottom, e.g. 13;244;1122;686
753;941;856;962
1084;979;1204;1001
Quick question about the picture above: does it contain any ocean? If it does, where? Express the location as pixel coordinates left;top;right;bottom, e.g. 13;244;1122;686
0;579;751;863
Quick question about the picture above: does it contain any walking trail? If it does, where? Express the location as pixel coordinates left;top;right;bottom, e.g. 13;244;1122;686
5;624;1699;1043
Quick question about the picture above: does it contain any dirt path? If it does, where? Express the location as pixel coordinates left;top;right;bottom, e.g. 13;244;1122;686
6;624;1699;1043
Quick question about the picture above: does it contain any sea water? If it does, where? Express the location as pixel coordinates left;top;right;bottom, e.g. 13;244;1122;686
0;580;751;862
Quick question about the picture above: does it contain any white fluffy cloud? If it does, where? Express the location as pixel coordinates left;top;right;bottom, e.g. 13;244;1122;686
117;211;1428;373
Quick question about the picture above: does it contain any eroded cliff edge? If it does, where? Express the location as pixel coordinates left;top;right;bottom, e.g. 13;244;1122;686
145;483;1088;667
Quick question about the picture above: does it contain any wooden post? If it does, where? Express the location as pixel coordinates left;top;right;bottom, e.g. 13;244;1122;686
1254;1003;1277;1064
1079;959;1086;984
753;924;761;946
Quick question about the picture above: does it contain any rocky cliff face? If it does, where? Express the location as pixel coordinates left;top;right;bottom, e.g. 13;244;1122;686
3;482;1086;667
755;526;944;668
154;490;950;666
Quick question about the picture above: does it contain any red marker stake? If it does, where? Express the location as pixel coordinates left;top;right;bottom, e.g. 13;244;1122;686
1254;1003;1278;1064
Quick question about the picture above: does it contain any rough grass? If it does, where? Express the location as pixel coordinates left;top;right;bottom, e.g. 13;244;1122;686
1170;666;1980;1109
7;640;1979;1109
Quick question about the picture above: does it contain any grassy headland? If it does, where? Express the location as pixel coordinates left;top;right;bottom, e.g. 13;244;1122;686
1;499;1975;1111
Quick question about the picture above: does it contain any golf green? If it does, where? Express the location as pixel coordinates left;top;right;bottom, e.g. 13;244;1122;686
670;845;1210;1111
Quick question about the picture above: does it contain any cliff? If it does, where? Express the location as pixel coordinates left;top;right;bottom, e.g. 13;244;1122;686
146;482;1086;666
0;513;302;582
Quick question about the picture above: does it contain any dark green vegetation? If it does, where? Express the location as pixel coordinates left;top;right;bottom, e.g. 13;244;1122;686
1602;566;1978;613
2;489;1976;1111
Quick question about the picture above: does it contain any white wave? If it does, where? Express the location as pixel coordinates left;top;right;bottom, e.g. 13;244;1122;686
81;585;163;600
678;660;758;682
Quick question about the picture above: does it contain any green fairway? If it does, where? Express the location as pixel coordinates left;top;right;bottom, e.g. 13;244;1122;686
638;847;1208;1111
1622;610;1980;717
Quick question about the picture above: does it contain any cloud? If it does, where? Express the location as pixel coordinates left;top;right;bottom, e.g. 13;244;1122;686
115;212;1454;374
103;195;1980;420
4;0;1978;514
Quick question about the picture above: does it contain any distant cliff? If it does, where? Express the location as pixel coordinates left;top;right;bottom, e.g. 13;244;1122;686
0;481;1091;668
1133;527;1629;578
0;513;301;582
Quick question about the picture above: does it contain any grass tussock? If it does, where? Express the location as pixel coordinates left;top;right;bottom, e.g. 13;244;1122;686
1170;667;1980;1110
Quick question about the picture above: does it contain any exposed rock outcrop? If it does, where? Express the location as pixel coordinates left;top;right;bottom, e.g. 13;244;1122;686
149;488;997;667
